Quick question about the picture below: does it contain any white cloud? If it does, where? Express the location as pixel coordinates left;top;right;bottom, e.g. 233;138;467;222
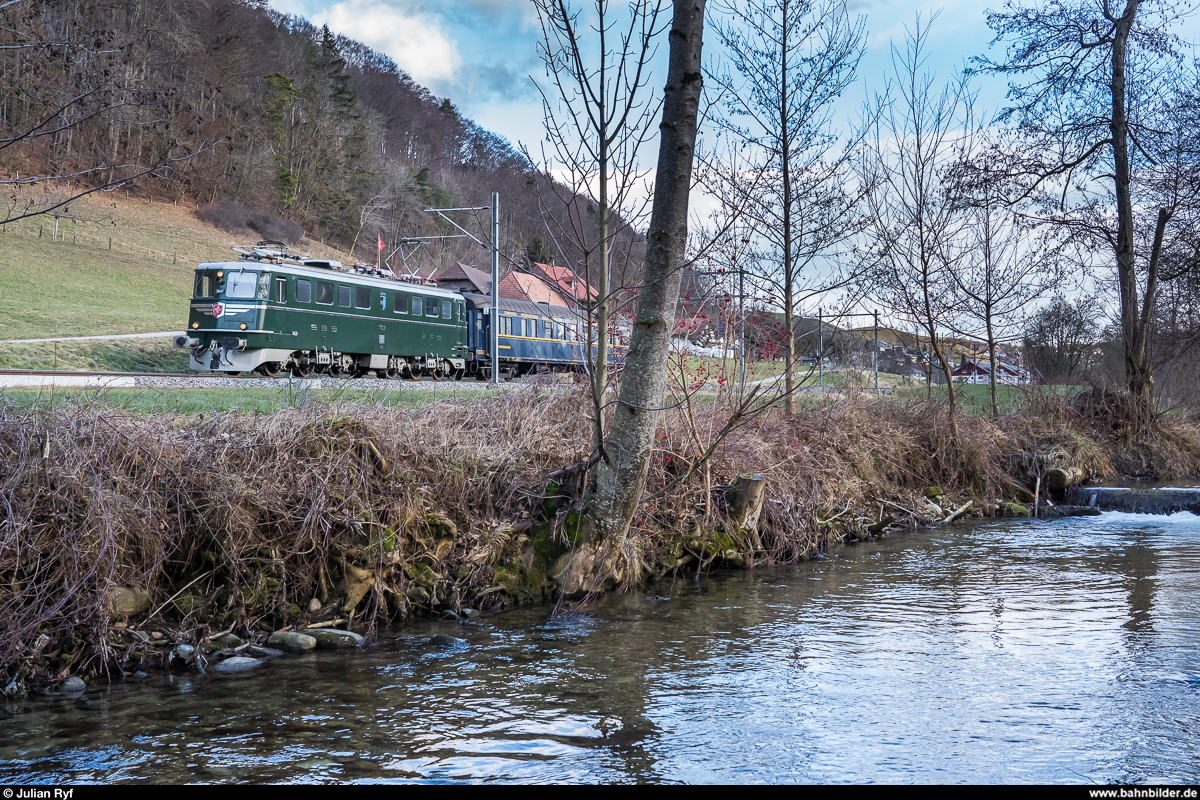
312;0;463;88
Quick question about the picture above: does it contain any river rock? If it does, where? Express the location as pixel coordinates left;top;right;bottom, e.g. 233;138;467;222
108;587;151;619
169;644;195;665
215;634;243;649
267;631;317;653
429;633;464;647
246;644;284;659
308;597;322;613
1003;502;1031;518
214;657;263;674
61;676;86;694
308;629;363;649
1041;504;1102;519
460;608;480;620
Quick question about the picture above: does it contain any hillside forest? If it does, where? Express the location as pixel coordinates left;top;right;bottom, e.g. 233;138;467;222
0;0;640;280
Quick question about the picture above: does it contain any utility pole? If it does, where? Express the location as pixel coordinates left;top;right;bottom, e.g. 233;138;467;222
874;310;879;392
399;196;501;385
818;308;824;388
738;252;747;394
490;192;500;386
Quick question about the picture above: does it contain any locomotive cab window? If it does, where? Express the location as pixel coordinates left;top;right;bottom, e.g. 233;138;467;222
338;286;352;308
412;296;423;316
425;297;439;317
194;273;215;298
316;282;334;305
275;278;287;303
297;279;312;303
396;292;408;313
225;271;258;299
441;300;452;319
355;287;371;309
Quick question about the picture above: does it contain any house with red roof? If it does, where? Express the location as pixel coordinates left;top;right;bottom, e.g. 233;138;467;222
529;262;596;306
498;272;572;307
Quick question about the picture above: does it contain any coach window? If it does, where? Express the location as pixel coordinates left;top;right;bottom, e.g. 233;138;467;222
412;296;423;316
338;286;352;308
441;299;452;319
355;287;371;309
396;292;408;313
296;279;312;303
275;277;287;303
315;282;333;305
425;297;439;317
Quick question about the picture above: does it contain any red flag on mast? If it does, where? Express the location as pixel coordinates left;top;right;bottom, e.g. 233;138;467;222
377;235;385;252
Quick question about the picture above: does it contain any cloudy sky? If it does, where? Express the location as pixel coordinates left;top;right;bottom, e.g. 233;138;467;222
267;0;1032;153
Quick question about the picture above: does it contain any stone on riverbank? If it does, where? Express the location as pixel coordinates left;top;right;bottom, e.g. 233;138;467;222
215;634;243;649
1041;505;1102;519
430;633;464;647
61;676;86;694
267;631;316;653
169;644;195;667
1003;502;1031;518
108;587;150;619
308;629;363;649
214;657;263;674
246;645;284;659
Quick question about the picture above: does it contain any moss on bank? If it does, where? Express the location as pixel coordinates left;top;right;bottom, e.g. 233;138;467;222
1;386;1197;694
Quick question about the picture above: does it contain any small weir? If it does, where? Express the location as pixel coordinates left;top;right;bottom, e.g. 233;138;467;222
1067;484;1200;515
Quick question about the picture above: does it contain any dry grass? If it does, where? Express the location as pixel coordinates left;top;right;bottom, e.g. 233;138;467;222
0;185;345;339
2;384;1199;693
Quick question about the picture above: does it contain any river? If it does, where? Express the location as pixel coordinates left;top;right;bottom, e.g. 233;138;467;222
2;511;1199;784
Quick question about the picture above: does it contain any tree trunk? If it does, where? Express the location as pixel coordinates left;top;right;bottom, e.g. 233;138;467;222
987;315;999;419
581;0;705;587
1110;2;1153;412
780;1;795;416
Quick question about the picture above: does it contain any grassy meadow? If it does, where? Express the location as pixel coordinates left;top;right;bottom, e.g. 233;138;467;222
0;188;344;340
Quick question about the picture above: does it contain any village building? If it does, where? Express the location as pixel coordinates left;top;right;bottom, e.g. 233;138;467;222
431;263;492;295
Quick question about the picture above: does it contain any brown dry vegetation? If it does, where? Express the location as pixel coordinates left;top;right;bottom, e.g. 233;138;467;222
2;386;1199;694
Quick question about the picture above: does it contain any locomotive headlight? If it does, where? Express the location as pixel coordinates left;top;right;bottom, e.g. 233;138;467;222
239;323;248;330
192;322;199;329
217;271;224;278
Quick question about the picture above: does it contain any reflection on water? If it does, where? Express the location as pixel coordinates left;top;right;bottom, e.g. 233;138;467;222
2;511;1199;784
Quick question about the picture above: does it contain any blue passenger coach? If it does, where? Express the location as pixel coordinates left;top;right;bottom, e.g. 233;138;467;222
462;293;626;380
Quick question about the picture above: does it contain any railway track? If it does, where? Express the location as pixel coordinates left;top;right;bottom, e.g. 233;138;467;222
0;368;543;390
0;368;261;380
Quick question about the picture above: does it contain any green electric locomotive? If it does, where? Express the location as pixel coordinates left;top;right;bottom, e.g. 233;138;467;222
175;242;469;378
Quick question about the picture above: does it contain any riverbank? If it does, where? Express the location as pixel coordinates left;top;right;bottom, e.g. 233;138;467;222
2;386;1198;694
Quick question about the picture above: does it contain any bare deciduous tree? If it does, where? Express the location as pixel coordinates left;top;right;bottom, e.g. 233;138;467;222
949;165;1066;417
704;0;869;415
570;0;706;593
530;0;668;449
858;13;977;437
972;0;1200;414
